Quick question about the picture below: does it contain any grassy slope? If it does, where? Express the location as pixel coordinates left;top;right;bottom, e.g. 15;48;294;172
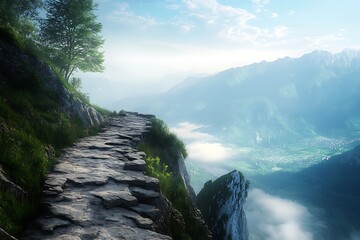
0;27;105;236
139;118;210;240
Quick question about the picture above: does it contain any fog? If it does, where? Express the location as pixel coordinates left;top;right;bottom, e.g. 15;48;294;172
246;189;318;240
171;122;238;162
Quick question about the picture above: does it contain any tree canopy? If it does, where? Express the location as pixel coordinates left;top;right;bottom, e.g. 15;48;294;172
0;0;42;36
41;0;104;82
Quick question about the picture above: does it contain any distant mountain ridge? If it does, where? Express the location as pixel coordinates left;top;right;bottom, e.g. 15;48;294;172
122;49;360;146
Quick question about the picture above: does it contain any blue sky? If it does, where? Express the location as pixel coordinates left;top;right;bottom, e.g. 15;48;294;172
84;0;360;105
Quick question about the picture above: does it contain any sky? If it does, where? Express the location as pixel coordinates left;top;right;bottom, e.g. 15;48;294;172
83;0;360;107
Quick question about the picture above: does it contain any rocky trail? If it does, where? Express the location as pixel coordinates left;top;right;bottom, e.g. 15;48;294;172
22;113;172;240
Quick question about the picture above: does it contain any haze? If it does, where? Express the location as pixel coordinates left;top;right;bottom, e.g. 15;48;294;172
82;0;360;107
79;1;360;239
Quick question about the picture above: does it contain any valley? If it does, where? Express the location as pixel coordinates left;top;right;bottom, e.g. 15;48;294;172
120;49;360;239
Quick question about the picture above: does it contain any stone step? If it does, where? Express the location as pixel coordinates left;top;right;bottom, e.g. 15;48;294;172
123;160;147;172
130;187;160;203
92;190;138;209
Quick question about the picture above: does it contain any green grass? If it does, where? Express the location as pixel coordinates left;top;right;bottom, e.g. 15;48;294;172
0;83;92;236
140;118;187;161
139;118;210;240
0;26;103;236
0;191;38;235
92;104;117;117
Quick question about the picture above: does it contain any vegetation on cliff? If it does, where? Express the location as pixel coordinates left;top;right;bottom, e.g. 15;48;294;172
0;1;107;234
139;118;211;240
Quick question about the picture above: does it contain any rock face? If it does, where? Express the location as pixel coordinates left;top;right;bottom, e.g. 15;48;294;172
21;113;171;240
196;170;249;240
178;155;197;202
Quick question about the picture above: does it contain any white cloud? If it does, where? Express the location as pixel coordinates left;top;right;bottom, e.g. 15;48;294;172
252;0;270;12
182;0;288;44
108;0;289;45
109;2;157;28
252;0;270;7
170;121;237;162
305;33;345;48
181;23;195;32
170;122;214;141
183;0;199;9
288;10;296;16
187;142;237;162
165;0;180;10
184;0;255;25
273;26;289;38
246;189;315;240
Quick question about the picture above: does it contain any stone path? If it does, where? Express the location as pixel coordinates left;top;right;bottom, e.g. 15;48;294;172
22;113;172;240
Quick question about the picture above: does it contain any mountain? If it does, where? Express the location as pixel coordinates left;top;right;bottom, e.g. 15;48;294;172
119;49;360;239
253;145;360;239
122;49;360;146
196;170;249;240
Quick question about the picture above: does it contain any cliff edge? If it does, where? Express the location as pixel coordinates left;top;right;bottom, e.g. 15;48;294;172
196;170;249;240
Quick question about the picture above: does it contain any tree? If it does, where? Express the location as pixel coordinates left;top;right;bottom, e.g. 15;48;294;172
40;0;104;82
0;0;42;35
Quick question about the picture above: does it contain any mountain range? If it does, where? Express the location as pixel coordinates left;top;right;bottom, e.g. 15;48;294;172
120;49;360;147
118;49;360;239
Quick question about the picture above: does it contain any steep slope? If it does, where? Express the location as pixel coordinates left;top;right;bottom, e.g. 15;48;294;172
124;49;360;146
139;118;212;239
196;170;249;240
0;29;104;236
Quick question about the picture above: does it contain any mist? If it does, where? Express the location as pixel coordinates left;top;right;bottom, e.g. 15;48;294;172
246;189;320;240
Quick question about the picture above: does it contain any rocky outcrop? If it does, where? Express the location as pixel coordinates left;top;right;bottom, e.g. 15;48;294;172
61;88;104;127
196;170;249;240
0;35;103;128
21;113;171;239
